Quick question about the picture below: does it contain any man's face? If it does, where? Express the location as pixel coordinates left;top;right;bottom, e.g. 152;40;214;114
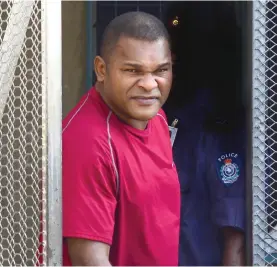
95;37;172;124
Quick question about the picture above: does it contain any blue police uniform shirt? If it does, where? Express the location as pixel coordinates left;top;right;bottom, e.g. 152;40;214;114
164;88;246;266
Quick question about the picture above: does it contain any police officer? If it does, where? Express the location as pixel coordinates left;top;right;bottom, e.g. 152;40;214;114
165;88;246;266
164;1;246;265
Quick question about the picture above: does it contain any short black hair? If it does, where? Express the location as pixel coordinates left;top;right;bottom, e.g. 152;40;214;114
100;11;171;60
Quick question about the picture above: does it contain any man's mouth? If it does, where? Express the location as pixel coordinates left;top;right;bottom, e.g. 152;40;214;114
131;96;159;106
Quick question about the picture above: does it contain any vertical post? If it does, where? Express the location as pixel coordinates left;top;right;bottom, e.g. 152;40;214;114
244;2;253;266
42;0;62;265
252;1;266;265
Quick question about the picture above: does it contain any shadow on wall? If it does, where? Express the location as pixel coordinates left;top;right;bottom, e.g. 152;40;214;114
62;1;86;118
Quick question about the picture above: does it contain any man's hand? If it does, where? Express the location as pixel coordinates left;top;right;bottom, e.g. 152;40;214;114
67;238;112;266
222;227;245;266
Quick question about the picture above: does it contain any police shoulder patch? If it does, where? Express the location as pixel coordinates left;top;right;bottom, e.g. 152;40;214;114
216;153;240;186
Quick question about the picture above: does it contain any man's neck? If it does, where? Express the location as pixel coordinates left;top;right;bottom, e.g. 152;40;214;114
126;119;148;130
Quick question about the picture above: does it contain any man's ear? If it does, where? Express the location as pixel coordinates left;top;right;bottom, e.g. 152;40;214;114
94;56;106;82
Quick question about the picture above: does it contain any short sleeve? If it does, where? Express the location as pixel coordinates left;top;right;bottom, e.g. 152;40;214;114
62;134;118;245
204;132;246;232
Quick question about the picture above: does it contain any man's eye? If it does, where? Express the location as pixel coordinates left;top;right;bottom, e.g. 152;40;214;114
157;68;168;73
125;69;137;73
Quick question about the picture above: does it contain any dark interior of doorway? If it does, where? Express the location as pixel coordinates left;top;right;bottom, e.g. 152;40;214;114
163;1;244;128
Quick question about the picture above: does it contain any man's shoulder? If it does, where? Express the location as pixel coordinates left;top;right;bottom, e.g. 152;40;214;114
203;125;246;161
153;109;172;138
64;89;108;126
62;91;110;152
156;109;168;126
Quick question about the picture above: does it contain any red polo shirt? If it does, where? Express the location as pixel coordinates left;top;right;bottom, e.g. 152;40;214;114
62;87;180;266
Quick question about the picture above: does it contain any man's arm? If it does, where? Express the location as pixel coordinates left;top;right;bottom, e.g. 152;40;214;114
62;134;118;266
203;132;246;266
222;227;245;266
67;238;111;266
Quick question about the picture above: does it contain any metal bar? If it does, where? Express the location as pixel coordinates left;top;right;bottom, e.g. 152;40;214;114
252;1;267;265
42;0;62;265
0;0;35;120
244;1;254;266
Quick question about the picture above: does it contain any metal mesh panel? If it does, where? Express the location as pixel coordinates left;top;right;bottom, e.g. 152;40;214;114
253;0;277;265
0;0;46;265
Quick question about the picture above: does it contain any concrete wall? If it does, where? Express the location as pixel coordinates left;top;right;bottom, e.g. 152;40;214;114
62;1;87;118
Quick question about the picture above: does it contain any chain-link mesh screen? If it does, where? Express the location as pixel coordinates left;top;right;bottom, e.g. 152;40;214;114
0;0;46;265
253;0;277;265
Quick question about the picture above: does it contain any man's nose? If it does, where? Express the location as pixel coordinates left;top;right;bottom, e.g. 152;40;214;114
137;73;158;91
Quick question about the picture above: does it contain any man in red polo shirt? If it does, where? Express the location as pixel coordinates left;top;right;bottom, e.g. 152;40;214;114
62;11;180;266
